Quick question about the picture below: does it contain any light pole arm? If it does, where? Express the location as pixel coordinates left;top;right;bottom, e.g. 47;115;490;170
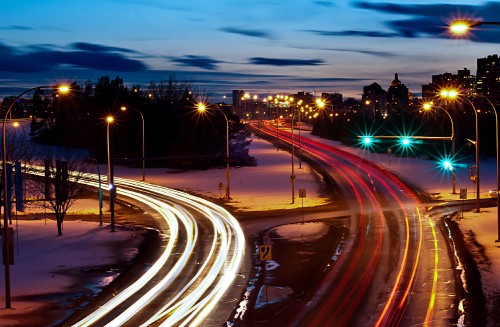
2;85;51;309
462;97;481;212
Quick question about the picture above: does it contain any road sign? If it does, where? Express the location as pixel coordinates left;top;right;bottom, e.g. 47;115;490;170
299;189;306;198
259;244;272;261
460;188;467;199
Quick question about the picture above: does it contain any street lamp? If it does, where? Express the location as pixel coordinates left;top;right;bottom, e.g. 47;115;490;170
2;85;69;309
290;97;295;204
450;20;500;35
422;101;456;193
197;103;231;200
448;17;500;240
106;115;115;232
120;106;146;181
474;96;500;241
297;100;303;169
440;89;481;212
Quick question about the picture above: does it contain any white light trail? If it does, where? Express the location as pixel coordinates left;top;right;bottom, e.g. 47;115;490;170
26;166;245;326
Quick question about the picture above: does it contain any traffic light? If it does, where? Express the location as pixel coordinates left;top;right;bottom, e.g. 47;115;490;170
359;135;375;148
442;160;453;171
400;137;412;147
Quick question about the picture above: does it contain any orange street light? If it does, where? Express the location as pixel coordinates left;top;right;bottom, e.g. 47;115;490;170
450;19;500;35
106;115;115;232
197;103;231;200
440;90;481;212
120;106;146;181
2;84;70;308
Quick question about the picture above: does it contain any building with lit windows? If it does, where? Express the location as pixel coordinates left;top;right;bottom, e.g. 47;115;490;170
476;54;500;107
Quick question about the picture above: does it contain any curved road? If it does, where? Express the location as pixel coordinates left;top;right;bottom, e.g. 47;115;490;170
253;122;457;326
29;166;245;326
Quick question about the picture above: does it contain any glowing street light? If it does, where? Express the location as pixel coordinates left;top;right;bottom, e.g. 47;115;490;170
197;103;231;200
450;19;500;36
2;84;70;309
440;90;481;212
474;95;500;242
120;106;146;181
106;115;116;232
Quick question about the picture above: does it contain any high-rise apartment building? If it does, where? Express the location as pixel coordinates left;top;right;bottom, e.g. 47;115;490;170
476;54;500;107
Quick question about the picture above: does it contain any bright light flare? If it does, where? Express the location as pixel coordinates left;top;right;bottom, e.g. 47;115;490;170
197;103;207;112
440;89;458;99
106;116;114;124
400;137;411;146
443;160;453;171
58;85;70;93
450;21;471;34
422;102;432;111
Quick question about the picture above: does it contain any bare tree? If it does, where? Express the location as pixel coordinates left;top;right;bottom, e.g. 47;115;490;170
30;148;92;235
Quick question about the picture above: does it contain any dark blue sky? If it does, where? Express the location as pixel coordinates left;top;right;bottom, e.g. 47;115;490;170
1;0;500;101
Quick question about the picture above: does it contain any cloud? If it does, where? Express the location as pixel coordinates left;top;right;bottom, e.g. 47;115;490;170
0;25;33;31
305;2;500;43
352;1;500;43
71;42;138;54
249;57;325;66
0;42;148;73
220;27;274;39
170;55;223;70
313;1;336;8
306;29;402;38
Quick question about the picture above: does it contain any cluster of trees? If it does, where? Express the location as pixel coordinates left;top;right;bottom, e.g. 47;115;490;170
2;75;256;235
19;75;255;169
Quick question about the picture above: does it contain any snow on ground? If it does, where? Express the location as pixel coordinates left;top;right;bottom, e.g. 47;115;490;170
0;128;499;323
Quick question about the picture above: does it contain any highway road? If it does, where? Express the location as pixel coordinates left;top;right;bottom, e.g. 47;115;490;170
252;122;458;326
28;166;246;327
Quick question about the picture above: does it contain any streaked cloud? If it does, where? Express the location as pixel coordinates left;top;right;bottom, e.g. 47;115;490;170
353;1;500;43
170;55;223;70
249;57;325;66
0;42;147;73
306;29;402;38
220;27;274;39
0;25;33;31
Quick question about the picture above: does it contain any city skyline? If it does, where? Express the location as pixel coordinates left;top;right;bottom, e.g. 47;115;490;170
1;1;500;101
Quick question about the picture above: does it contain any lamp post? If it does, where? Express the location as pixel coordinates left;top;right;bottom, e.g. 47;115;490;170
475;96;500;241
275;97;280;151
298;100;303;169
106;116;115;232
449;18;500;239
422;102;456;193
2;85;69;309
197;103;231;200
441;90;480;212
120;106;145;181
290;97;295;204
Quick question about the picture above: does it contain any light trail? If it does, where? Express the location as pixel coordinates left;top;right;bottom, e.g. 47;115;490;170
253;122;442;325
26;166;245;326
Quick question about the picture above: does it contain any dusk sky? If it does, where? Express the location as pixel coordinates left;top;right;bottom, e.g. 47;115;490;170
1;0;500;101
